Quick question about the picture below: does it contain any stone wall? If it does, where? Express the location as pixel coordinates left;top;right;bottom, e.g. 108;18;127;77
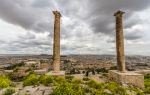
109;70;144;89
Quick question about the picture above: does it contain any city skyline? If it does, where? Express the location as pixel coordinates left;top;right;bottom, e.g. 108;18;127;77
0;0;150;55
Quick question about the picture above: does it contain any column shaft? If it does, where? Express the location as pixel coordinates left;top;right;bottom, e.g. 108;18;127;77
53;11;61;72
114;10;126;72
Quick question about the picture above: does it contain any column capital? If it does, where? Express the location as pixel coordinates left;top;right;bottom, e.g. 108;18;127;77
114;10;125;17
53;11;61;17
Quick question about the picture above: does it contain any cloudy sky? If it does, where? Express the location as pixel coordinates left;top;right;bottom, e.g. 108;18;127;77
0;0;150;55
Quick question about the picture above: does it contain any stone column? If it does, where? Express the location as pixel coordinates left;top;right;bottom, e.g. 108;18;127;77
114;10;126;72
53;11;61;72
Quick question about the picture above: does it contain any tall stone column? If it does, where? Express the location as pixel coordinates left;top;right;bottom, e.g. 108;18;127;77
53;11;61;72
114;10;126;72
109;10;144;89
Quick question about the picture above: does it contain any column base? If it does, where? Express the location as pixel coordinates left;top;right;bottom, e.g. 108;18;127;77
47;71;65;76
109;70;144;89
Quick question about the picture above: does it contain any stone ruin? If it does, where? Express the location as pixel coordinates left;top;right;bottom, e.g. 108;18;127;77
109;10;144;89
47;10;144;88
47;11;65;76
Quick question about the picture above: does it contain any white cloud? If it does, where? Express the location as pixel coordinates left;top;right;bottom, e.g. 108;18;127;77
0;0;150;55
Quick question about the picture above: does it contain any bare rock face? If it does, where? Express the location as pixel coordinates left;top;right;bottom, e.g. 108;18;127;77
14;86;52;95
114;10;126;72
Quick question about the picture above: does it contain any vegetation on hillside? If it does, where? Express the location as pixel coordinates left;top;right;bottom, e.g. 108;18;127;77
0;73;149;95
39;75;53;86
0;76;12;88
50;81;84;95
3;88;15;95
144;74;150;94
23;73;39;86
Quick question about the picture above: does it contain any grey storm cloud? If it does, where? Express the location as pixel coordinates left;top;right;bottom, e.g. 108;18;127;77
0;0;53;33
0;0;149;35
12;37;51;48
31;0;52;8
0;40;5;43
125;32;142;40
85;0;150;35
2;38;52;53
0;0;150;54
1;31;52;52
107;38;115;44
125;35;141;40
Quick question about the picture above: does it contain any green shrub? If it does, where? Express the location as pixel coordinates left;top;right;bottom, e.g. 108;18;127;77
144;74;150;79
87;80;105;89
128;87;144;95
53;76;66;85
144;86;150;94
72;79;83;84
0;76;12;88
39;75;53;86
105;82;127;95
145;81;150;88
83;86;91;93
83;77;90;81
95;68;108;73
3;88;15;95
65;75;74;82
23;73;39;86
87;80;97;88
144;74;150;94
91;89;110;95
50;81;84;95
116;86;128;95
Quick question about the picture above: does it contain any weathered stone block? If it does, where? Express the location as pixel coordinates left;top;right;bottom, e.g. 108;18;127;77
47;71;65;76
109;70;144;89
